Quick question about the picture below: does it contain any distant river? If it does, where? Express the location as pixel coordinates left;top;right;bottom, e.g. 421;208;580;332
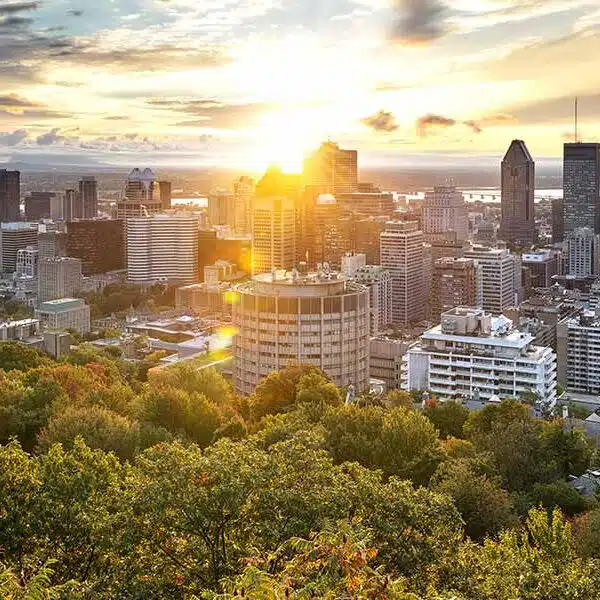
406;188;562;204
172;197;208;207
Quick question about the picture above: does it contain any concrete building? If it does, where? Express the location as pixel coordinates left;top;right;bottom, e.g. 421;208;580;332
233;176;254;235
563;143;600;235
15;246;38;278
0;169;20;223
251;196;296;275
66;219;125;276
463;244;518;315
117;168;162;219
37;257;83;302
127;213;199;284
499;140;536;246
369;336;411;391
232;270;370;395
403;307;557;406
79;176;99;218
302;141;358;194
380;221;425;326
354;265;392;335
0;318;40;341
341;253;367;278
38;224;67;260
158;180;172;211
35;298;90;334
522;250;560;289
0;222;38;274
429;257;482;323
552;197;564;243
422;185;469;242
354;217;388;264
43;330;72;358
566;227;599;278
25;192;55;221
208;191;235;228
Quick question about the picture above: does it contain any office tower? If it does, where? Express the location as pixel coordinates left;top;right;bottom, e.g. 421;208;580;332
336;189;395;218
380;221;425;327
233;176;254;234
303;141;358;194
79;177;99;218
25;192;56;221
117;168;162;218
66;189;83;221
0;222;38;273
35;298;91;334
476;220;496;242
464;244;518;314
499;140;536;246
66;220;125;275
38;225;67;260
354;218;387;264
354;265;393;334
311;194;346;268
403;307;557;405
208;191;235;227
552;197;564;243
15;247;38;278
255;165;301;198
566;228;599;278
422;185;469;242
521;250;560;288
0;169;20;222
341;253;367;278
127;213;199;284
429;257;482;323
252;196;296;275
564;143;600;234
158;180;172;211
232;271;370;395
38;257;83;302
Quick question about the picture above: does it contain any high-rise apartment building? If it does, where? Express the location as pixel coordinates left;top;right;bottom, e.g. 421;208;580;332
0;222;38;273
25;192;55;221
303;141;358;194
566;228;599;278
564;143;600;235
232;271;370;395
429;257;482;323
158;180;172;211
117;168;162;218
463;244;518;315
251;196;296;275
0;169;20;222
499;140;536;246
38;257;83;302
354;265;392;334
79;177;99;218
127;213;199;284
380;221;425;326
66;219;125;275
38;223;67;260
422;185;468;242
233;176;254;234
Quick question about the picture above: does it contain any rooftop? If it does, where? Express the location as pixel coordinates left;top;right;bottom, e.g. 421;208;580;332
37;298;86;312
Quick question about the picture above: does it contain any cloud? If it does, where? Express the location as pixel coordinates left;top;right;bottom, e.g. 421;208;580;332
0;128;27;145
36;128;65;145
416;113;515;136
362;110;399;132
392;0;447;45
0;2;38;14
416;114;456;136
68;9;83;17
0;93;40;108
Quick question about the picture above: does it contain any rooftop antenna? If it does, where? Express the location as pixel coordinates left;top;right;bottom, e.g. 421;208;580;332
575;97;579;143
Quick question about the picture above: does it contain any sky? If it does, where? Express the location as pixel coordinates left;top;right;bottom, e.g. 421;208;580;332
0;0;599;171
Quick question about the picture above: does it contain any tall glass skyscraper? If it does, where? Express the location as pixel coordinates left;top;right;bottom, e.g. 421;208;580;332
564;143;600;234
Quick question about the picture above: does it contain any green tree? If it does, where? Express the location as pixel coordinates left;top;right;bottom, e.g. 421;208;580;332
424;400;470;439
531;480;588;517
386;389;415;410
573;509;600;558
0;342;53;372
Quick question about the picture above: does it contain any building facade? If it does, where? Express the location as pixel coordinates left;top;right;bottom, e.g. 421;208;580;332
38;257;83;302
354;265;392;335
0;223;38;274
369;336;411;391
499;140;536;246
15;246;38;278
35;298;91;333
79;176;99;218
66;219;125;275
380;221;425;326
422;185;469;242
25;192;55;221
117;168;162;219
302;141;358;194
403;307;557;406
232;271;370;395
158;181;172;211
127;213;199;284
0;169;20;223
566;227;599;278
233;176;254;235
564;143;600;235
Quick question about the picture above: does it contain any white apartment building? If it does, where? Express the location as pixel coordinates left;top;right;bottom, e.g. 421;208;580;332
464;244;519;315
403;307;557;406
341;253;367;278
566;228;599;278
232;270;370;395
354;265;392;335
251;196;296;275
557;311;600;395
423;185;469;242
127;213;199;284
38;257;83;303
380;221;425;326
35;298;91;334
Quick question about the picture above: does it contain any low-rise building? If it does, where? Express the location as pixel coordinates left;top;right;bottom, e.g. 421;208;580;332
35;298;91;333
403;307;557;406
43;331;72;358
0;318;40;341
369;336;412;390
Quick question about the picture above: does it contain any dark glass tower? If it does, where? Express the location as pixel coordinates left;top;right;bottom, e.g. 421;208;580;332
499;140;535;246
564;143;600;234
0;169;20;222
79;176;98;219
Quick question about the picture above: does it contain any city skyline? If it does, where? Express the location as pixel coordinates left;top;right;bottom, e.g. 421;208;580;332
0;1;598;170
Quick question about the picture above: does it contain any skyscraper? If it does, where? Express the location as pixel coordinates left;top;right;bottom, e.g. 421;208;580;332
380;221;425;326
552;197;564;243
303;141;358;194
251;196;296;275
233;176;254;235
158;180;172;211
0;222;37;273
66;220;125;275
208;191;235;228
566;228;599;278
38;257;83;302
117;168;162;218
79;176;99;218
563;143;600;235
499;140;536;246
422;185;469;242
126;213;199;284
0;169;20;223
24;192;55;221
